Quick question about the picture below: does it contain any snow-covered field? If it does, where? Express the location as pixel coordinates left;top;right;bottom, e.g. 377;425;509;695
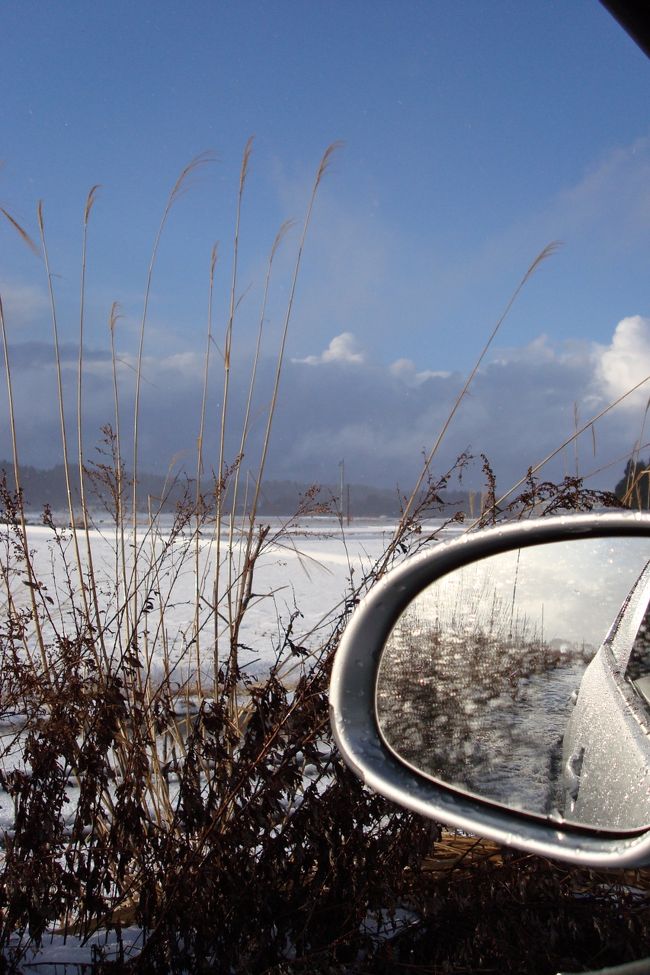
7;515;461;681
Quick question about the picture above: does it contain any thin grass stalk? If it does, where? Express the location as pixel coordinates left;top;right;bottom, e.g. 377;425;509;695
232;229;292;668
38;202;99;656
633;398;650;469
0;207;40;257
0;210;59;671
247;144;341;529
195;243;218;691
130;154;212;703
0;294;47;672
76;186;108;664
108;302;131;646
142;495;155;705
77;186;100;509
139;502;177;829
213;138;253;695
388;241;562;560
232;222;293;632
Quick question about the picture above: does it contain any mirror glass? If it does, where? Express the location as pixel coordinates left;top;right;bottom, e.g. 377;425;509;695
376;537;650;832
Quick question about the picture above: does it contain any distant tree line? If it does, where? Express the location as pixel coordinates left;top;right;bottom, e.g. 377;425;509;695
0;461;470;519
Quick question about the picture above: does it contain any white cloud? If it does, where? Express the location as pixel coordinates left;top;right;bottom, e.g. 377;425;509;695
390;357;451;385
594;315;650;409
292;331;366;366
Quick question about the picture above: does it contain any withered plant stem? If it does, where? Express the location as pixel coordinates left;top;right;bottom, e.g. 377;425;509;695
131;152;213;663
38;201;98;660
213;138;253;700
77;185;108;664
109;301;131;643
0;294;48;671
195;242;218;684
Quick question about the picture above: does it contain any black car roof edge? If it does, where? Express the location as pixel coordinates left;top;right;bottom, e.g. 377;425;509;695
599;0;650;59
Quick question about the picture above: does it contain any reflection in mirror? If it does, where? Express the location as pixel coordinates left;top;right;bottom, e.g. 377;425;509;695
376;537;650;832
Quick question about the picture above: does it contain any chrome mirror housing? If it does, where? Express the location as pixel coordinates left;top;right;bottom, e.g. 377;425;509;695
329;512;650;867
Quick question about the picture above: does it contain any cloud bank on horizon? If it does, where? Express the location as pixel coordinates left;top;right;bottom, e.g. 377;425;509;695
1;316;649;495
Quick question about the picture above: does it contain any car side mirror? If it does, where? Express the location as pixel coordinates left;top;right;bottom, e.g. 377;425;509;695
329;512;650;867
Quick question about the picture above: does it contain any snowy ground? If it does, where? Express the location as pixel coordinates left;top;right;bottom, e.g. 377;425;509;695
7;514;461;680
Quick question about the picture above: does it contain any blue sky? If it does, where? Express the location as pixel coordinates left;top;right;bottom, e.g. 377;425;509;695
1;1;649;491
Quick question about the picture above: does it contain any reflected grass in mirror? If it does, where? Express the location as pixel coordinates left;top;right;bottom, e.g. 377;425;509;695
376;537;650;831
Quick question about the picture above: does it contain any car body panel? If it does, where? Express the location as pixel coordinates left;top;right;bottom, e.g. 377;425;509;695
562;563;650;829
